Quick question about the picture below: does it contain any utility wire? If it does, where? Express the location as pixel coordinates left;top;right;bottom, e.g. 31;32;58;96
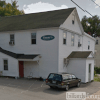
71;0;85;12
91;0;100;8
85;10;93;17
71;0;93;17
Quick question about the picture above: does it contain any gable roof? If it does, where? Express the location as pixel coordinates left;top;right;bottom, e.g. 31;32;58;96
0;8;75;32
67;51;92;59
0;47;39;59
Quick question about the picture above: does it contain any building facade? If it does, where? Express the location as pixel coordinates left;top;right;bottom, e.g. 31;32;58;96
0;8;95;83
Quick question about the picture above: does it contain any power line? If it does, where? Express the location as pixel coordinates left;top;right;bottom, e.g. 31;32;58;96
91;0;100;8
85;10;93;17
71;0;85;12
71;0;93;17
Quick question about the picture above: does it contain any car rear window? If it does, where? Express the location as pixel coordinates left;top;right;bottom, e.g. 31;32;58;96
48;74;62;81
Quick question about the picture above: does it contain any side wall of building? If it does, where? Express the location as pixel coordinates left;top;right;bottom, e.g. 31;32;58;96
0;53;18;77
0;28;59;78
83;34;95;53
67;59;86;83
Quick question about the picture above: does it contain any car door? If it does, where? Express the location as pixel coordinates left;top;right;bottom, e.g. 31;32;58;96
72;75;79;86
68;75;73;87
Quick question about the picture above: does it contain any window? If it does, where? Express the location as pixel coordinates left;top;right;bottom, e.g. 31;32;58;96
4;60;8;70
10;34;14;42
48;74;62;81
31;33;36;44
71;34;75;46
88;41;90;50
72;75;76;79
68;75;72;79
63;32;67;44
72;15;75;24
78;36;80;43
96;40;98;45
62;75;69;80
78;36;81;47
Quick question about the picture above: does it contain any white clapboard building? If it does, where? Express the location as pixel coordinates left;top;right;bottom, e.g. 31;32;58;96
0;8;95;83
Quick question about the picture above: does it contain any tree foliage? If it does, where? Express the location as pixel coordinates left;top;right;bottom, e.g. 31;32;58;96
0;0;24;17
81;15;100;36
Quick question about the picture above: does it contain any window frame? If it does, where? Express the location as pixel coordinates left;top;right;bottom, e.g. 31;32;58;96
71;33;75;46
63;31;67;45
3;59;8;71
31;33;36;45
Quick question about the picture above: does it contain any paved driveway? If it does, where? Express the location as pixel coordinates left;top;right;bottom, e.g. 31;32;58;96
0;78;100;100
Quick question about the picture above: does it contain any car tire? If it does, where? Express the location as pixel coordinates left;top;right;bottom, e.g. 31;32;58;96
65;85;69;91
77;82;80;87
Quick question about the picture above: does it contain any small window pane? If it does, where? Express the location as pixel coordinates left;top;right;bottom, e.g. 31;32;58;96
72;75;76;79
71;34;75;46
32;39;36;44
31;33;36;39
4;60;8;65
68;75;72;79
63;39;66;44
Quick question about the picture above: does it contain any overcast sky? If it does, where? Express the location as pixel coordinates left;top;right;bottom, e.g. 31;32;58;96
5;0;100;20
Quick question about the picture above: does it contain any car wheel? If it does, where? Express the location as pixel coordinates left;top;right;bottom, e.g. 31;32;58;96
65;85;69;91
77;82;80;87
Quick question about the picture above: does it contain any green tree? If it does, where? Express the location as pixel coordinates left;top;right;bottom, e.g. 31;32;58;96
0;0;24;17
81;15;100;36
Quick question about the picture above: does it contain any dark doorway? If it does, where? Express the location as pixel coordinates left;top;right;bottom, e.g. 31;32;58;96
19;61;24;78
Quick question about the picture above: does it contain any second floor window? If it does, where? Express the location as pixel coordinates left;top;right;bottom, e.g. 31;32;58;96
31;33;36;44
63;32;67;44
71;34;75;46
10;34;14;42
72;15;75;24
96;40;98;45
88;41;90;50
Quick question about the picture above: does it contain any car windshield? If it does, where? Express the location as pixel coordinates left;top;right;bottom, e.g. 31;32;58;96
48;74;62;81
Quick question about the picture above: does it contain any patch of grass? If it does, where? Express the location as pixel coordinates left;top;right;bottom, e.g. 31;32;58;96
94;74;100;82
94;77;100;82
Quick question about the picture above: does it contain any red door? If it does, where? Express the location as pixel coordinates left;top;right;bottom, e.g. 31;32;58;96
19;61;24;78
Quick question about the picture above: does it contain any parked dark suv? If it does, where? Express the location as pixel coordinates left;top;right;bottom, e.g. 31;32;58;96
46;73;81;91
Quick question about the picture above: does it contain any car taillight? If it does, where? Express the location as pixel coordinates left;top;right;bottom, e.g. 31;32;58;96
61;82;64;86
46;79;48;83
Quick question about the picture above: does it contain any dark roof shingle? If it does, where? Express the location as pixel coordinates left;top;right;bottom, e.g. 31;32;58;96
0;8;75;32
